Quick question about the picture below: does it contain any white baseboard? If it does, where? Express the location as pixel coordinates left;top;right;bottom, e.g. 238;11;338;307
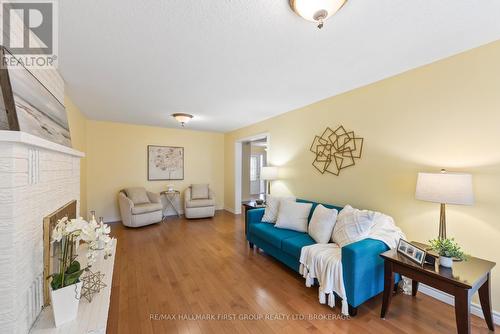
419;283;500;325
224;206;236;214
105;216;121;223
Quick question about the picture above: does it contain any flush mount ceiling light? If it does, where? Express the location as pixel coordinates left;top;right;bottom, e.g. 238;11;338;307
171;113;193;127
290;0;347;29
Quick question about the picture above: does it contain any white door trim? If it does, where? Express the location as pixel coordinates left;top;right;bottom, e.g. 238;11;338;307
234;133;270;214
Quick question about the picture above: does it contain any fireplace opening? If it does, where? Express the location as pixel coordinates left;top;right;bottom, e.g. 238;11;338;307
42;200;77;306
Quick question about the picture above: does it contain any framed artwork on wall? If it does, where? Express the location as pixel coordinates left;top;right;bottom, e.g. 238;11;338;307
0;47;72;147
148;145;184;180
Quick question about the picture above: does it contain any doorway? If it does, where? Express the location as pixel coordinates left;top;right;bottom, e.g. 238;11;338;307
234;133;270;214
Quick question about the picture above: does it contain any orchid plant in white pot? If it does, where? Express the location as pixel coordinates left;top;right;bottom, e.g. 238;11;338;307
49;216;114;327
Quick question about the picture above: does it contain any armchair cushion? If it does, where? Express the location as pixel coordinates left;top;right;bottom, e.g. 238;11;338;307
185;198;215;208
124;187;150;205
191;184;209;199
147;191;161;204
131;202;162;215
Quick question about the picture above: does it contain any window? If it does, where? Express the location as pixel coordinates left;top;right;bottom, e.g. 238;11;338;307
250;156;259;181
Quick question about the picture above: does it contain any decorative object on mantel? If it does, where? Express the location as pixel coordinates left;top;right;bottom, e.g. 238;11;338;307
310;125;364;176
0;47;72;147
81;269;107;303
428;237;466;268
415;169;474;240
148;145;184;180
49;216;114;327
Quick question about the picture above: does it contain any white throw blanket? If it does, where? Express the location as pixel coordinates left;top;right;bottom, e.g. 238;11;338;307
299;212;405;315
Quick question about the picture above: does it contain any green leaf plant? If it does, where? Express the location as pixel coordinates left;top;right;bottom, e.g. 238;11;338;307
428;238;467;261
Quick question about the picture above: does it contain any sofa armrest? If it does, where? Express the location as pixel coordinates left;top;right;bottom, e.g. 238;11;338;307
247;208;265;225
147;191;161;204
184;187;192;204
341;238;389;307
118;192;134;227
246;208;265;241
119;192;134;209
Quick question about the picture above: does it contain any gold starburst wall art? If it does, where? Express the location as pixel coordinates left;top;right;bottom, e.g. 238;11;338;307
310;125;364;176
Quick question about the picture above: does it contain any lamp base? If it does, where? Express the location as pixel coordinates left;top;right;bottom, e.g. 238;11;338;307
438;203;446;240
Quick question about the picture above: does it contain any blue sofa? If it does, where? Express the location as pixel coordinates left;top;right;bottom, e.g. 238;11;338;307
246;199;394;316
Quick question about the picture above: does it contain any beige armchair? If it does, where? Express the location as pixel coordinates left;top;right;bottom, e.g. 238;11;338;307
118;187;163;227
184;184;216;219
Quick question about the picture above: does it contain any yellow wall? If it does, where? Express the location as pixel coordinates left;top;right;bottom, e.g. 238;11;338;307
86;120;225;221
65;96;88;216
224;40;500;311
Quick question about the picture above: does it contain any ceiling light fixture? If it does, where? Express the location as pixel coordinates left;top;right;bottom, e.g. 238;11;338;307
290;0;347;29
172;113;193;127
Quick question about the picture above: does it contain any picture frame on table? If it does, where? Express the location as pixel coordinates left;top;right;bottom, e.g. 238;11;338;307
397;239;426;266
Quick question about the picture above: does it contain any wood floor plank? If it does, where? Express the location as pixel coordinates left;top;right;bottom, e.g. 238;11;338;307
107;211;498;334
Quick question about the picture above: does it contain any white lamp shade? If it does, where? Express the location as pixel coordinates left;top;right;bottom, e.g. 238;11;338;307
415;172;474;205
261;166;279;180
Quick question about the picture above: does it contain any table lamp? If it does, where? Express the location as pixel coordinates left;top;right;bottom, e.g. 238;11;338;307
415;169;474;239
261;166;279;196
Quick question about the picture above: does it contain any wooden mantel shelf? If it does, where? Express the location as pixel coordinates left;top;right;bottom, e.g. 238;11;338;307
0;130;85;157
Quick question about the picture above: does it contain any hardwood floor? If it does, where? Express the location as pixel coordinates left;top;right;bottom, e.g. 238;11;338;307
107;211;497;334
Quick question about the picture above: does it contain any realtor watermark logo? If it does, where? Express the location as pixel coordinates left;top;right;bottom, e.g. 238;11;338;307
1;0;58;69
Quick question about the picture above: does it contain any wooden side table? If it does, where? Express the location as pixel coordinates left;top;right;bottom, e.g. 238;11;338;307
241;201;265;236
160;190;181;219
380;246;496;334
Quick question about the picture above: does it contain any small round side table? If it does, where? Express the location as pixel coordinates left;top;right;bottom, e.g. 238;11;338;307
160;190;181;219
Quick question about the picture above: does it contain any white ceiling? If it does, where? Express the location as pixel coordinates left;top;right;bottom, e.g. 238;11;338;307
59;0;500;132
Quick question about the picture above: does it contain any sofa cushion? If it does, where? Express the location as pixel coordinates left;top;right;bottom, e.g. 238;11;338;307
249;223;303;249
297;199;343;223
282;234;316;259
131;202;162;215
262;195;296;223
275;201;313;232
332;205;375;247
191;184;209;199
125;187;150;205
185;198;215;208
308;204;338;244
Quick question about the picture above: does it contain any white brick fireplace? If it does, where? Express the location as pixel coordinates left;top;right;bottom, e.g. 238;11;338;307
0;131;84;334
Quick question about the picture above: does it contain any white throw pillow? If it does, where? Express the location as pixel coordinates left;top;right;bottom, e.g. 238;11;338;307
275;201;313;232
125;187;150;205
191;184;209;199
332;205;375;247
261;196;295;223
308;205;338;244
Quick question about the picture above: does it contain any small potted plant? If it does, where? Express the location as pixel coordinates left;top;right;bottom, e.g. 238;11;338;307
49;216;113;327
428;238;466;268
